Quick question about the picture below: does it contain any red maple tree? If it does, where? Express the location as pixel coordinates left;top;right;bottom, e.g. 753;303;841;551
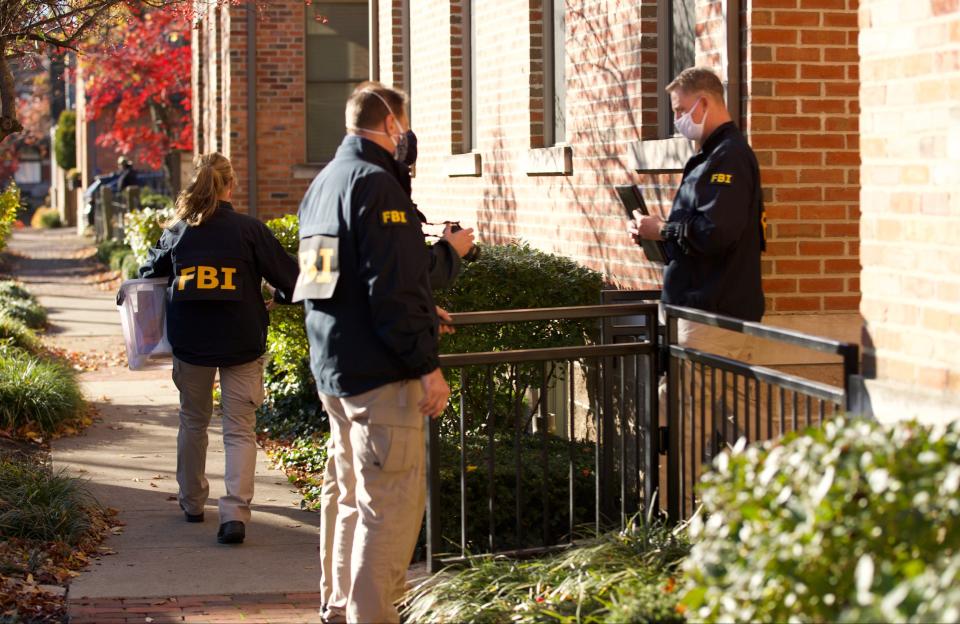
80;7;192;169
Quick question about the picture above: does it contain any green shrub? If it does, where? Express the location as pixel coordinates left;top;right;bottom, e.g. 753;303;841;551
121;251;140;279
39;209;62;229
108;247;133;272
0;457;101;546
0;316;40;353
0;280;31;301
54;110;77;170
139;189;175;211
434;242;603;438
257;215;323;440
0;183;21;253
682;418;960;623
124;204;174;266
403;520;690;624
0;354;84;434
272;433;330;510
96;239;129;266
0;296;47;329
430;431;596;553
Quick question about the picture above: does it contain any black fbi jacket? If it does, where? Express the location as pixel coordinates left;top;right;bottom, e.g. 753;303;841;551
662;122;766;322
296;135;440;398
138;201;299;367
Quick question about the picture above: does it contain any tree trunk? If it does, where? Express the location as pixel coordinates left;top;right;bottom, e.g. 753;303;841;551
0;51;24;143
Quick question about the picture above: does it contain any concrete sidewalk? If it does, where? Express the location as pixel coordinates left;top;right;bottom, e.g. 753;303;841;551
6;230;322;613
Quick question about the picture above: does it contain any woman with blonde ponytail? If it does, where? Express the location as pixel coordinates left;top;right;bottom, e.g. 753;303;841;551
175;152;235;226
139;152;299;545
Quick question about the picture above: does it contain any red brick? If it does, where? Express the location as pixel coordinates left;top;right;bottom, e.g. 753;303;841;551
777;259;823;274
799;277;845;293
825;259;861;273
777;223;824;238
775;296;822;312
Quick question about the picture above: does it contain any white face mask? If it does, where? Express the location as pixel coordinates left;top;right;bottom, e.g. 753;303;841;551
674;98;707;142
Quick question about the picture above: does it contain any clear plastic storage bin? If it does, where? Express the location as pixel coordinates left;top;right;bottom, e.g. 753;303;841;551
116;278;172;370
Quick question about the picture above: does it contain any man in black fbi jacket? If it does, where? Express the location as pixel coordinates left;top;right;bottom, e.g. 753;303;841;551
630;67;765;322
295;82;449;624
630;67;767;498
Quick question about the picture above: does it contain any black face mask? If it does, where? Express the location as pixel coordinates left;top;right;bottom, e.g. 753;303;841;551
401;130;418;167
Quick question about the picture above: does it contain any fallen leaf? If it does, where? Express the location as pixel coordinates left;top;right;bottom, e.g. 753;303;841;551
149;483;158;488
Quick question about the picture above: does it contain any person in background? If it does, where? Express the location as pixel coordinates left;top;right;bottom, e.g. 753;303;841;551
138;152;299;545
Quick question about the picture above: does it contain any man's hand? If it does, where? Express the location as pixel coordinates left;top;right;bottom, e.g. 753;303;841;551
442;224;476;258
436;306;455;335
418;368;451;418
627;210;664;242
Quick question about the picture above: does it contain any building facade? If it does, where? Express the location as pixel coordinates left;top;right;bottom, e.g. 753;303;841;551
194;0;960;421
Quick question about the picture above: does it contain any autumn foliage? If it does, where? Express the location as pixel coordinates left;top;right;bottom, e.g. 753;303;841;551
81;9;192;169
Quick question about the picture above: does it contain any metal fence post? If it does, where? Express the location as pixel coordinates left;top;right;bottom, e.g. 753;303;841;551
665;311;681;522
643;307;660;516
425;414;441;573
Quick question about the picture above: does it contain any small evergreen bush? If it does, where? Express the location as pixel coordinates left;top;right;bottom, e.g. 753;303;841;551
53;111;77;171
96;239;129;266
403;519;689;623
0;316;40;353
0;183;22;252
682;417;960;623
0;293;47;329
0;355;84;434
30;207;61;229
0;280;31;301
0;457;101;546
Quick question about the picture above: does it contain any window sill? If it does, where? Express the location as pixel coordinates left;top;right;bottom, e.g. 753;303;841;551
445;152;482;177
293;163;328;179
627;137;695;173
524;145;572;176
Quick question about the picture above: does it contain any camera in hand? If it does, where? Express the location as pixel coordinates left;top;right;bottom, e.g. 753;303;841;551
448;222;481;262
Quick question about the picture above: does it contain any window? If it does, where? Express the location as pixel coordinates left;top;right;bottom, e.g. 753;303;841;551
306;1;369;163
462;0;476;152
543;0;566;146
14;161;42;185
657;0;696;138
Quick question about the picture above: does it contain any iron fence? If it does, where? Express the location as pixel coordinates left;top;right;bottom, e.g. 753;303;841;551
426;303;660;572
662;304;860;521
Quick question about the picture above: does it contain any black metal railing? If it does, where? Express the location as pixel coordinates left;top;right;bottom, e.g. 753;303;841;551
426;303;659;572
662;304;860;521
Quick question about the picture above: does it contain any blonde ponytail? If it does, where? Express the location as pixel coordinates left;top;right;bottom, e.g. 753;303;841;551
175;153;235;226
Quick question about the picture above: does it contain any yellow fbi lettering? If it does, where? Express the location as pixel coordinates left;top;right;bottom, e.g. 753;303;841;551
710;173;733;185
299;247;336;284
177;266;238;291
380;210;408;225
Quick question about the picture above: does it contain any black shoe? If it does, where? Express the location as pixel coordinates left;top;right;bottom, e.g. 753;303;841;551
179;502;204;523
217;521;245;544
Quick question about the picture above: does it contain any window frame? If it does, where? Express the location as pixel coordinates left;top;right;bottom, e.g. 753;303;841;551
304;0;371;165
542;0;566;147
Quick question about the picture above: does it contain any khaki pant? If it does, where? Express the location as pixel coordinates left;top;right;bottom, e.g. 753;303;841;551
319;437;338;613
173;356;265;524
320;380;426;624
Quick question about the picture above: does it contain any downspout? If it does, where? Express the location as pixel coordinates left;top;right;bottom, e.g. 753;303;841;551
369;0;380;81
724;0;742;128
246;5;258;219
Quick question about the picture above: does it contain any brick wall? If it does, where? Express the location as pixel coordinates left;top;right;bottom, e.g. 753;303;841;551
859;0;960;421
194;0;310;220
744;0;862;314
191;0;865;335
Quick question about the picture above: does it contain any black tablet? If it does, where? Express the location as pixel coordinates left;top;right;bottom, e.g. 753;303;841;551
615;184;667;264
